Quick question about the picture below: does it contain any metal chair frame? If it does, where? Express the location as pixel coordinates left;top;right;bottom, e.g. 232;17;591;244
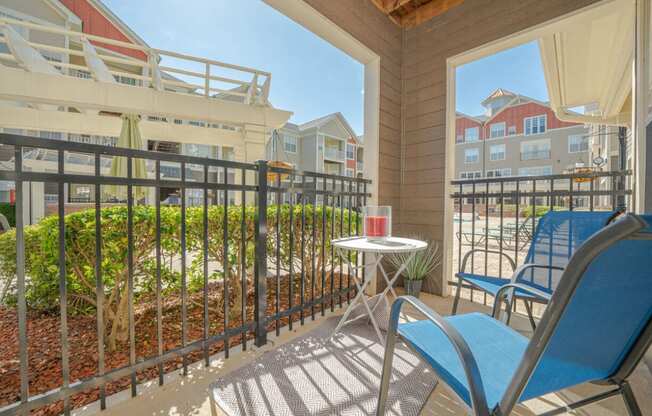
378;214;651;416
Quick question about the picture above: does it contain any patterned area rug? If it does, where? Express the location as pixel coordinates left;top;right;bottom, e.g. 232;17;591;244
210;316;437;415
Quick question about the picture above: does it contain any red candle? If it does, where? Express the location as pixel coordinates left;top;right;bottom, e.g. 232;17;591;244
365;216;388;237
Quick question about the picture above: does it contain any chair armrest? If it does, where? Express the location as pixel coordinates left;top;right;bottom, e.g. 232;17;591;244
512;263;564;286
389;296;490;416
460;249;516;274
491;282;552;319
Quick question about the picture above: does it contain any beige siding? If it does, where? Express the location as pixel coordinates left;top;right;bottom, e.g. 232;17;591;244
306;0;601;295
400;0;601;294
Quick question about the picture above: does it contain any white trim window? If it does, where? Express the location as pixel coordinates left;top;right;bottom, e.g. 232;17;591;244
521;139;551;161
518;166;552;176
345;168;354;177
568;134;589;153
524;114;546;135
489;144;506;161
486;168;511;178
464;127;479;142
346;143;355;159
284;136;298;153
464;148;480;164
460;171;482;179
489;122;506;138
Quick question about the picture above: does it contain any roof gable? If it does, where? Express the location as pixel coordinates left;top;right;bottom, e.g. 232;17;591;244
481;88;517;106
299;112;358;142
59;0;148;61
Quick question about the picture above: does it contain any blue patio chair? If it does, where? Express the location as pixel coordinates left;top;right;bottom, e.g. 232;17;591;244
452;210;618;327
377;213;652;416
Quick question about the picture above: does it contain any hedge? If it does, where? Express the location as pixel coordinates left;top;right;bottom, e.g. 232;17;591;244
0;205;358;350
519;205;565;218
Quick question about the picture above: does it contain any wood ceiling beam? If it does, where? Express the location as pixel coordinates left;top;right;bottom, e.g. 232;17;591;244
399;0;464;28
371;0;464;28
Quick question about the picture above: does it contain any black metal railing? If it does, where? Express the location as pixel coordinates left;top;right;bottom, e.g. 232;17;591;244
0;133;369;416
450;170;631;307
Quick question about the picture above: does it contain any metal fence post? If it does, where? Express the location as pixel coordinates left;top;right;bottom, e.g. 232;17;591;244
254;160;268;347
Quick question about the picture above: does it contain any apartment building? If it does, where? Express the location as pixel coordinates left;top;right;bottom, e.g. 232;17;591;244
267;112;363;177
455;89;591;180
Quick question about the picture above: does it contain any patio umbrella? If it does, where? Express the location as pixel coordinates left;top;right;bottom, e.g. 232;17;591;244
105;114;147;201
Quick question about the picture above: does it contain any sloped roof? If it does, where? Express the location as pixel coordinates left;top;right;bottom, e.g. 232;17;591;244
456;111;484;122
87;0;150;48
298;112;358;142
481;88;517;106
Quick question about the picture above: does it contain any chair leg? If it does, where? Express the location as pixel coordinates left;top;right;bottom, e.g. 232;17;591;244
621;381;642;416
451;276;463;315
523;300;537;331
376;329;399;415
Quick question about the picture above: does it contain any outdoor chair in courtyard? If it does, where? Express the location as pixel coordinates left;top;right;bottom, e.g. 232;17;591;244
452;210;618;327
378;213;652;416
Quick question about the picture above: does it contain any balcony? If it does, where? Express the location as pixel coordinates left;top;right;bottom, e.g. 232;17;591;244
1;0;652;415
324;146;345;161
520;150;551;161
0;17;291;142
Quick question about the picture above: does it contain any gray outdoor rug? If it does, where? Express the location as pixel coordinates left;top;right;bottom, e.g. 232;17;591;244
210;316;437;415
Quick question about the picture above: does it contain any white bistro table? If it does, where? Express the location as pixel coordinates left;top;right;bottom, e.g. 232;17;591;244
330;236;427;344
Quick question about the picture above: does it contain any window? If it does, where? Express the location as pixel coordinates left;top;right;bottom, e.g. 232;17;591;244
183;144;213;158
346;143;355;159
464;148;479;164
568;134;589;153
221;147;235;161
521;139;551;160
460;171;482;179
508;125;517;135
518;166;552;176
524;115;546;135
486;168;511;178
489;144;505;161
346;168;354;177
114;75;137;86
464;127;479;142
284;136;298;153
489;122;506;138
270;134;277;155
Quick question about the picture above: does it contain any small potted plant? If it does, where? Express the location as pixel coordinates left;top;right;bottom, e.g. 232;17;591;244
388;240;441;298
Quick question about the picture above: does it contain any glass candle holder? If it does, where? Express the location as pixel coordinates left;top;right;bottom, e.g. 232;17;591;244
363;206;391;240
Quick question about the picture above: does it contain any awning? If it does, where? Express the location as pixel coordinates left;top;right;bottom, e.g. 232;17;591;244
539;0;635;126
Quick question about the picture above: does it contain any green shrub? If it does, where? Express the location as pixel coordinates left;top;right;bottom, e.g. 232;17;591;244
0;203;15;227
0;204;358;350
519;205;565;218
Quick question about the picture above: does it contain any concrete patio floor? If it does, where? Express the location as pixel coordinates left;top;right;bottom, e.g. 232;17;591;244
72;291;652;416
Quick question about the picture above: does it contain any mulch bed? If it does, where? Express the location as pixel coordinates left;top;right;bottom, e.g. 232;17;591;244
0;272;356;415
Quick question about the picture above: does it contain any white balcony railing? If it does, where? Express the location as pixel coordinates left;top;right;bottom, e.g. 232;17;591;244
0;17;271;105
324;147;345;161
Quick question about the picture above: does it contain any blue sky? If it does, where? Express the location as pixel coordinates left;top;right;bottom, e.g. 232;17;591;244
456;41;548;116
104;1;546;133
103;0;365;134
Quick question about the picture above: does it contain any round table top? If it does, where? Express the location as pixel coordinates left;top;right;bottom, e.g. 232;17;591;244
331;236;428;254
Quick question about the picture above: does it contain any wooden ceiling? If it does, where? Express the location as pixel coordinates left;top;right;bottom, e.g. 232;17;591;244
370;0;464;28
